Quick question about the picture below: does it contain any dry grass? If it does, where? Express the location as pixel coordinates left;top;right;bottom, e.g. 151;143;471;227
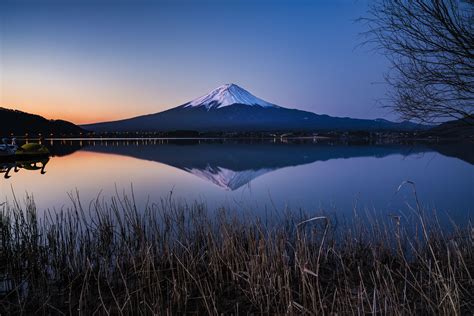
0;191;472;315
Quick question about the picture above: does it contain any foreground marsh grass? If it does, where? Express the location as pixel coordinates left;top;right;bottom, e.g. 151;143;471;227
0;192;472;315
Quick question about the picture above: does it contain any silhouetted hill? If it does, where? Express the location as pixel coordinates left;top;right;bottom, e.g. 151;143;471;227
0;107;85;137
425;117;474;138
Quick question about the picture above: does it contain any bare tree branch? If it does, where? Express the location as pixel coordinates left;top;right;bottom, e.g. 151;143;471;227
360;0;474;124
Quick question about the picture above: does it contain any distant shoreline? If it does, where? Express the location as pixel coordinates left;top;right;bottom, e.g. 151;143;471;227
10;135;471;143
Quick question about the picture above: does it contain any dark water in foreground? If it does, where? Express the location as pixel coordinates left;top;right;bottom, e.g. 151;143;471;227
0;139;473;226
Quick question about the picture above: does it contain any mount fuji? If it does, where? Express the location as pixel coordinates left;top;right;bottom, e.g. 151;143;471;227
82;84;424;132
182;83;279;110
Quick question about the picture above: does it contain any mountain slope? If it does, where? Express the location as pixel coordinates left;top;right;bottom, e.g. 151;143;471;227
0;107;86;136
424;117;474;138
82;84;426;132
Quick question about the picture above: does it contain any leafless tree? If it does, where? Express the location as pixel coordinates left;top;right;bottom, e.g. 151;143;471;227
362;0;474;124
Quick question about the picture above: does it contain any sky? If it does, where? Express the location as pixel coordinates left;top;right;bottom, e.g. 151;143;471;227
0;0;391;125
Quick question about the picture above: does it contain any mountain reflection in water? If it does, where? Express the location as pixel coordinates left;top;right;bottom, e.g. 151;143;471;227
46;139;472;191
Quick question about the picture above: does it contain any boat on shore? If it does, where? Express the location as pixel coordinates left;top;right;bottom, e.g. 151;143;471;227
0;138;50;162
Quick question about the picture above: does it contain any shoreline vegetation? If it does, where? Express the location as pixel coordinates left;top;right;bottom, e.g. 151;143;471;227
0;192;472;314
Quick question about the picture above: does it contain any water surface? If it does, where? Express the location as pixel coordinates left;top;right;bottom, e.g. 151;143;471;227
1;139;472;226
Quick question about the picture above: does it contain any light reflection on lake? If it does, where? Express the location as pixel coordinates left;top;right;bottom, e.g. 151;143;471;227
0;139;472;226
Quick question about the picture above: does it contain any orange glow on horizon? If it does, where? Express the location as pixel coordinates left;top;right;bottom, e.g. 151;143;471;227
40;109;133;126
0;94;162;125
1;104;139;125
0;69;180;125
1;81;185;125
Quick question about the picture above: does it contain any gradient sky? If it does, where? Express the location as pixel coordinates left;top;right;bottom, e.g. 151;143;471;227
0;0;391;125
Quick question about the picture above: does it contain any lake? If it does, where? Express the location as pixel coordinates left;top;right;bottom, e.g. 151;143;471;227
1;139;473;227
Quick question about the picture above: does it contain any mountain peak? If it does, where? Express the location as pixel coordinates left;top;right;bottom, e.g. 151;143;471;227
221;83;238;89
183;83;279;110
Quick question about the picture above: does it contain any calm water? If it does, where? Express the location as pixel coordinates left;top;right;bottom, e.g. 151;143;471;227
1;139;473;225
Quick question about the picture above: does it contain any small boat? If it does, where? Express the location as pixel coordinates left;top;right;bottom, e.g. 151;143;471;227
15;143;50;158
0;138;18;157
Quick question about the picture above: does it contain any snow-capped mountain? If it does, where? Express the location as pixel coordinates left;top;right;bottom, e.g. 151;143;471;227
82;83;426;132
183;83;279;110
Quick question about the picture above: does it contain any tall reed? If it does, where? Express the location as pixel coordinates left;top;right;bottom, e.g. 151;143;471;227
0;191;472;315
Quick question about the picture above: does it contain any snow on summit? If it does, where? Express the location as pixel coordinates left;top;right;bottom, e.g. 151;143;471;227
184;84;279;110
